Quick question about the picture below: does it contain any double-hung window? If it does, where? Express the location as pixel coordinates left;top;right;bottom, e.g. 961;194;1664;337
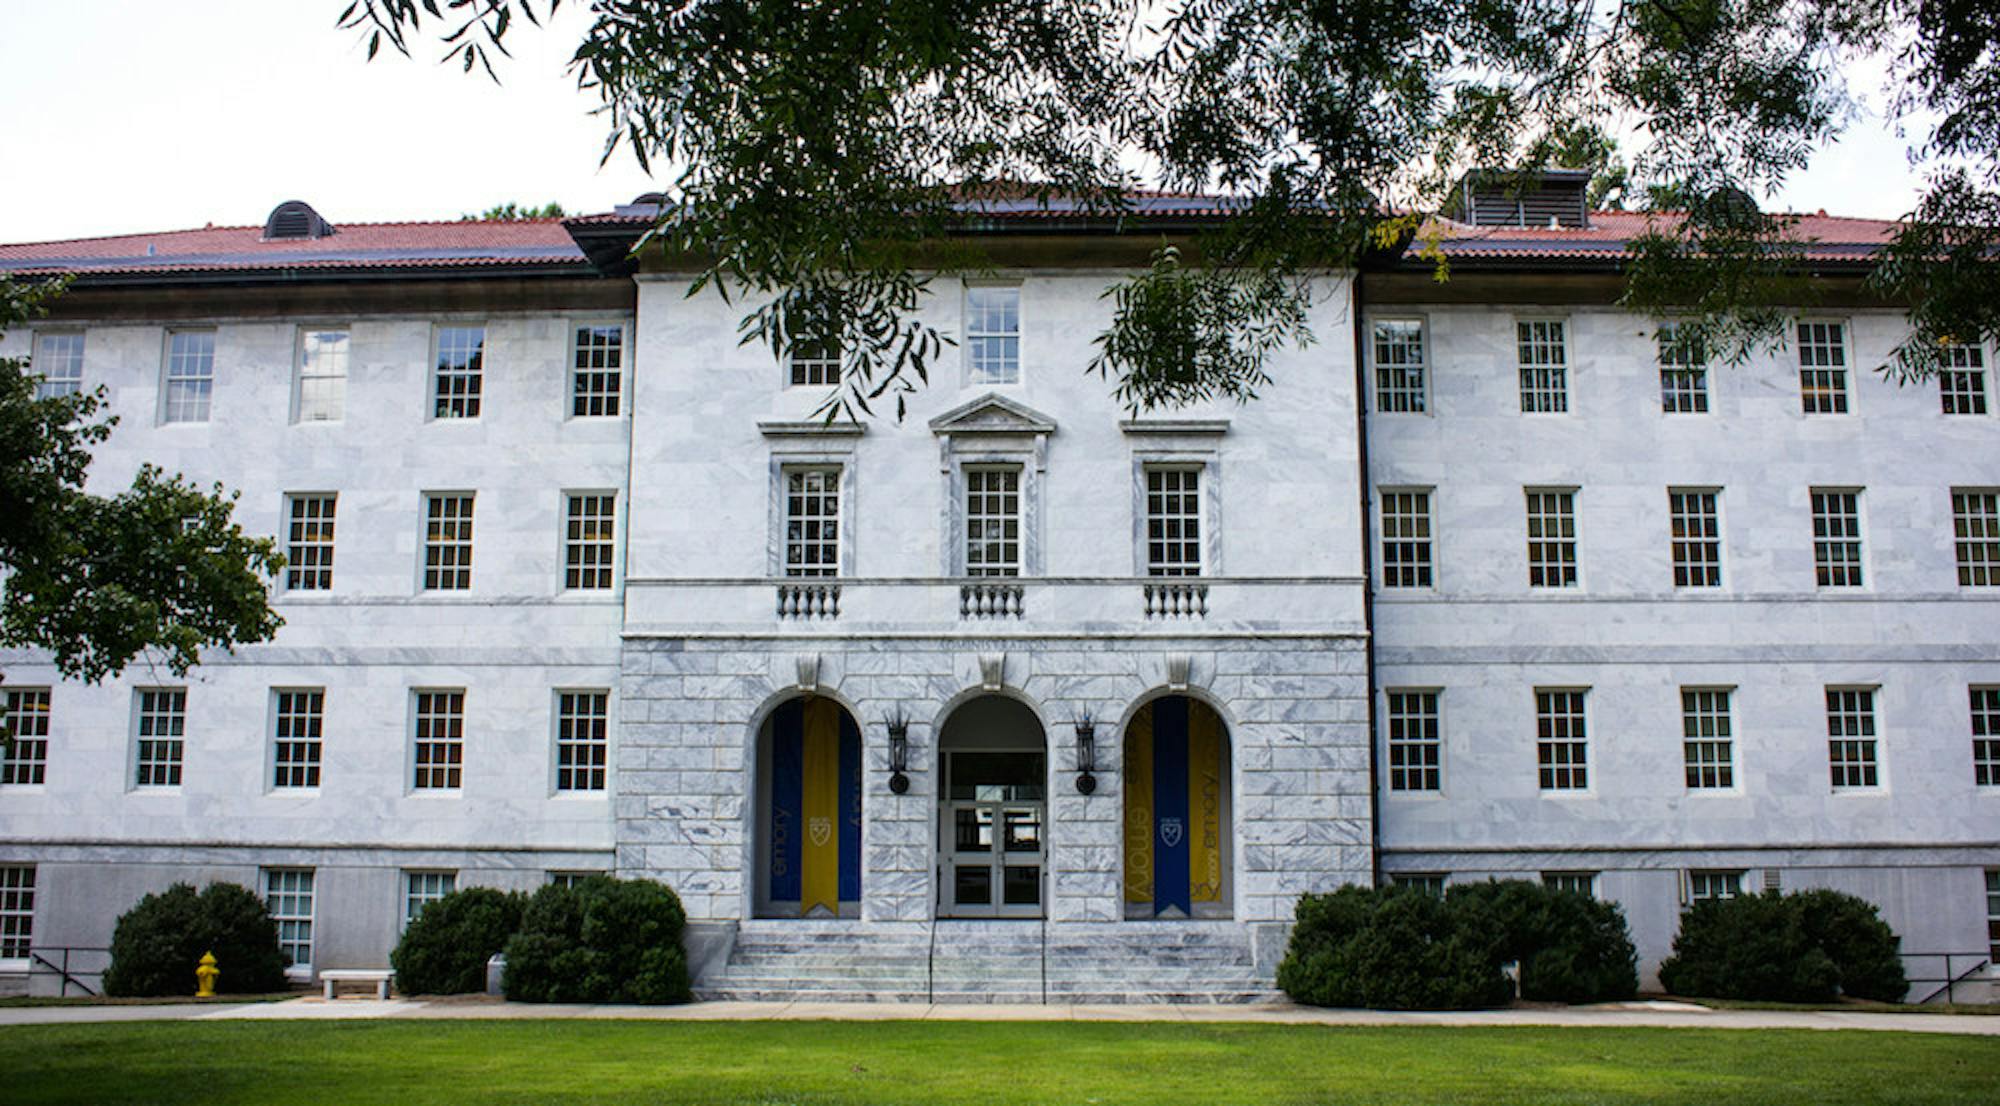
1826;687;1879;789
1669;488;1723;588
404;870;456;926
571;324;623;417
412;690;465;791
1;689;50;786
965;467;1022;576
1797;321;1850;414
555;691;610;793
783;469;841;577
1987;870;2000;963
1657;323;1709;413
1525;489;1579;588
1144;468;1202;576
433;325;484;419
788;328;840;388
296;328;348;422
1543;872;1598;897
1372;319;1428;413
423;493;475;591
163;329;215;424
134;689;186;788
284;493;337;591
1380;489;1434;588
273;689;324;790
564;493;617;591
1517;319;1568;413
1385;690;1441;792
1682;688;1735;789
0;866;33;963
1535;689;1589;791
1952;489;2000;587
32;332;84;399
1688;870;1743;902
966;286;1020;385
1811;489;1864;588
1971;686;1999;787
1940;344;1989;415
264;869;315;971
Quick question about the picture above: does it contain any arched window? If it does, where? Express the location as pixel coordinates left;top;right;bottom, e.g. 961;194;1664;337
754;697;862;918
1124;696;1231;919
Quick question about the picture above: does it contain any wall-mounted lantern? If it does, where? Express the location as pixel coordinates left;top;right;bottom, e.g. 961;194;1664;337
1073;715;1097;795
886;710;911;795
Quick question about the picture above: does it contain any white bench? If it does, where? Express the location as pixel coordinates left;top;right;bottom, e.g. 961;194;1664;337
319;969;394;1001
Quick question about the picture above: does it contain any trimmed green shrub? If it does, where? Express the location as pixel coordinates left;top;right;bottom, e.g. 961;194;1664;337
390;887;526;995
1276;884;1514;1010
1659;888;1906;1003
1449;880;1639;1003
502;876;690;1004
103;882;288;997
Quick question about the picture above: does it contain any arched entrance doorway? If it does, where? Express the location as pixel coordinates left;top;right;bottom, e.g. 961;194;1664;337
1124;695;1232;919
753;696;863;918
936;695;1047;918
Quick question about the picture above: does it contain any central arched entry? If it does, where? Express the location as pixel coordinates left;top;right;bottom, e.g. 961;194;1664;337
1125;695;1232;919
936;695;1047;918
753;696;863;918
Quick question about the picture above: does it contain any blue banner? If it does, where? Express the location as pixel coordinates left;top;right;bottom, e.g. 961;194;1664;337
1153;696;1192;916
839;710;862;903
768;700;803;903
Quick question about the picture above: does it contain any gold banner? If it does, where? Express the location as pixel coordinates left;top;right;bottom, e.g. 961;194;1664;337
1188;702;1224;904
800;697;841;916
1123;704;1154;904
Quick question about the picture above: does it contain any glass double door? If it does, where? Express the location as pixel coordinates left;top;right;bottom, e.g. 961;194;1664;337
939;750;1045;918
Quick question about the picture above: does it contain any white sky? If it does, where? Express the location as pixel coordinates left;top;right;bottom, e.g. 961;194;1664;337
0;0;1928;245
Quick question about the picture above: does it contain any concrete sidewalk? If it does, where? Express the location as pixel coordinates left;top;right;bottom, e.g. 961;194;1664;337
2;996;1996;1035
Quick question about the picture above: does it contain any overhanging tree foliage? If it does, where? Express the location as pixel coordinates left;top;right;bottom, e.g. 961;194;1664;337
343;1;2000;413
1;277;284;689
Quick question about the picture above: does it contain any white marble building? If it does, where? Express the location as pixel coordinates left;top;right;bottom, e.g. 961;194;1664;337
0;187;1994;1001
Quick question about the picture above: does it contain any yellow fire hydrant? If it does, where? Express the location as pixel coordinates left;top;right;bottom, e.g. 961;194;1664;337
195;951;219;998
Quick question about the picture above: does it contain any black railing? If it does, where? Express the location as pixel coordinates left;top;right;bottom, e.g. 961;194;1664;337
25;946;110;997
1901;951;1990;1005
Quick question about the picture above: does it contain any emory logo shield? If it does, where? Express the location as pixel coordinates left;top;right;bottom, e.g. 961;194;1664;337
808;815;832;848
1159;817;1184;849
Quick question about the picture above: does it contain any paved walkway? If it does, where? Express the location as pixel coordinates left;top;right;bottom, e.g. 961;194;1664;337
3;997;1996;1035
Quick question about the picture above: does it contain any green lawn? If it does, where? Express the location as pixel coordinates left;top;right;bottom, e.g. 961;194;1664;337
1;1020;1993;1105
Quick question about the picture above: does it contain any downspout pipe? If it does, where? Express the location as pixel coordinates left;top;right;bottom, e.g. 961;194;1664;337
1350;270;1384;889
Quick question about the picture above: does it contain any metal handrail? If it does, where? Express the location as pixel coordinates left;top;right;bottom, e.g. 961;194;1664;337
1901;950;1991;1005
25;946;110;997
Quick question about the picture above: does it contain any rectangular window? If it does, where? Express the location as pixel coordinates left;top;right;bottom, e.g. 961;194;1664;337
272;689;324;790
134;689;186;788
1380;490;1434;588
783;469;841;577
1688;870;1743;903
1798;321;1849;414
404;870;456;926
433;325;485;419
1972;686;1999;787
966;286;1020;384
1525;489;1579;588
1392;873;1446;895
1940;344;1989;415
1;689;50;786
1516;319;1568;413
571;324;623;417
32;332;84;400
788;328;840;388
563;493;617;591
163;329;216;424
423;493;475;591
413;690;465;791
0;866;33;961
555;691;609;793
548;871;600;889
284;493;337;591
1385;690;1441;792
296;328;349;423
1145;468;1202;577
1952;489;2000;587
1657;324;1709;413
263;869;314;970
1669;488;1723;588
1826;687;1879;789
965;467;1022;576
1536;689;1589;791
1542;872;1598;897
1986;870;2000;962
1372;319;1428;413
1810;489;1864;588
1682;688;1735;790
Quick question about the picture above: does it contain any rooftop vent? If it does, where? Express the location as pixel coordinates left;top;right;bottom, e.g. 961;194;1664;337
1450;170;1591;230
263;200;335;241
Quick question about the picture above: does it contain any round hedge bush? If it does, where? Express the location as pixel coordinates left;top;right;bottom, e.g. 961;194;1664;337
1659;888;1907;1003
1448;879;1639;1004
103;882;288;997
502;876;690;1004
390;886;525;995
1276;884;1514;1010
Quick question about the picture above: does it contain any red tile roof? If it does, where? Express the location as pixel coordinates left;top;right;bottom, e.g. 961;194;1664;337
1422;210;1903;265
0;219;586;278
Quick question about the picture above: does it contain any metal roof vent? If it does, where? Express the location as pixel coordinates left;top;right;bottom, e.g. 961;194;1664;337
263;200;334;241
1451;170;1592;229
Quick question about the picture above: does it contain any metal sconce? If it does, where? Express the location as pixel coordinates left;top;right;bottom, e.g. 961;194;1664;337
886;710;911;795
1073;715;1097;795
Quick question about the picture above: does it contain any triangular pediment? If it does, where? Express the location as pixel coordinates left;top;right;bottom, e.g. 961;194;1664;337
928;393;1058;436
